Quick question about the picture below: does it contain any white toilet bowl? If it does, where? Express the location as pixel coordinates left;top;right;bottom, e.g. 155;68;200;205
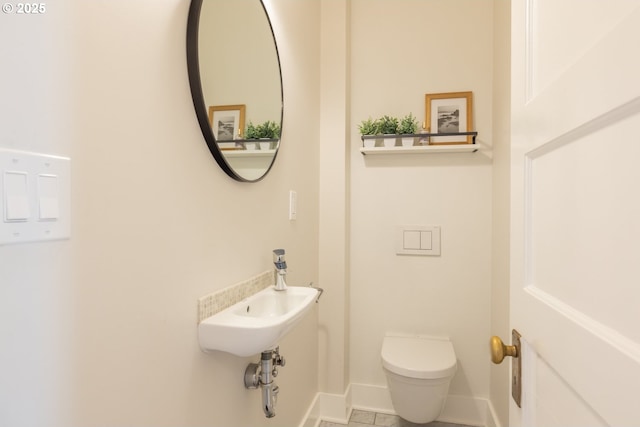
381;335;457;424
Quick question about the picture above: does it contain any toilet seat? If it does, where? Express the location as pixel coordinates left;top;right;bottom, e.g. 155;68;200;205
381;336;457;380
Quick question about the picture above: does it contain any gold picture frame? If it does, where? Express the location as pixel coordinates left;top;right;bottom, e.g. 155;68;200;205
208;104;246;141
425;92;473;145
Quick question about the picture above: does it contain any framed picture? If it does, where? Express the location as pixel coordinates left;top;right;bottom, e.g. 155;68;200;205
208;104;246;141
425;92;473;144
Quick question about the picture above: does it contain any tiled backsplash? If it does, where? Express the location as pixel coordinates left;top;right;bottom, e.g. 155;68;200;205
197;270;274;323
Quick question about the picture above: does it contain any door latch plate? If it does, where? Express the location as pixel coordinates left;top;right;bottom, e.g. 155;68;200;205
512;329;522;407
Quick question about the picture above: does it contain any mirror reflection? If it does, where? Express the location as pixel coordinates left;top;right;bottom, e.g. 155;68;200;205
188;0;283;182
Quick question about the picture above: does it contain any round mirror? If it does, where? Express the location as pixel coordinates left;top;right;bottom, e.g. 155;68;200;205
187;0;283;182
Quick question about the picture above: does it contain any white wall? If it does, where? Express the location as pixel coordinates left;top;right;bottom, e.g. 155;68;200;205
490;2;511;425
0;3;75;425
0;0;321;426
349;0;494;403
317;0;351;395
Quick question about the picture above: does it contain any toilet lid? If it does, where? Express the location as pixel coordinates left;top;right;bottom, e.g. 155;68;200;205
381;336;457;379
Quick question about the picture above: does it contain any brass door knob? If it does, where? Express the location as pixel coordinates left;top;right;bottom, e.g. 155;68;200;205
490;336;518;364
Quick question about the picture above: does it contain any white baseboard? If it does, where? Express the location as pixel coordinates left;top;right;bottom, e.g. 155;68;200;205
299;383;499;427
484;399;502;427
299;386;352;427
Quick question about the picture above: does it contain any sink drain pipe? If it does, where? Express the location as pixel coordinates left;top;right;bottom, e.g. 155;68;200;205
244;347;286;418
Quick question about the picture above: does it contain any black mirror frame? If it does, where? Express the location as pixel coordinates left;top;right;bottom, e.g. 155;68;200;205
186;0;284;182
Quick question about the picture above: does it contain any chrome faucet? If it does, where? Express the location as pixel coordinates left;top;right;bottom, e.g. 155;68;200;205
273;249;287;291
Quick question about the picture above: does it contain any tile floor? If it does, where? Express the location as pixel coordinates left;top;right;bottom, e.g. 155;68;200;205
318;409;478;427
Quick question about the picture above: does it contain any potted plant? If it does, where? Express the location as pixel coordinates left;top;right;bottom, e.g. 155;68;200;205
244;122;257;149
260;121;281;139
398;113;419;147
259;121;280;150
245;120;281;150
378;115;399;147
358;117;380;148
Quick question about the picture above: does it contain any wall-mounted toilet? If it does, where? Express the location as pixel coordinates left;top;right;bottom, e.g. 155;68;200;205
381;335;457;424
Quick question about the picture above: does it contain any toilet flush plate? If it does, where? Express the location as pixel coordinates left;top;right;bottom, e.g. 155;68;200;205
396;225;441;256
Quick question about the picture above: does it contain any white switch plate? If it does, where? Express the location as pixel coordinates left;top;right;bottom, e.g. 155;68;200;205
396;225;441;256
289;190;297;220
0;149;71;245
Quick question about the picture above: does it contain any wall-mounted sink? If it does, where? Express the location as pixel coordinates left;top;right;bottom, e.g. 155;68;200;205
198;286;319;357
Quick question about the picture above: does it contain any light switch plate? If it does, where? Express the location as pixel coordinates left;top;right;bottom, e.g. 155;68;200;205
396;225;441;256
289;190;297;220
0;148;70;245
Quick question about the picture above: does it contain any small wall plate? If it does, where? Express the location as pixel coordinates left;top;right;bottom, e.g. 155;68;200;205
396;225;441;256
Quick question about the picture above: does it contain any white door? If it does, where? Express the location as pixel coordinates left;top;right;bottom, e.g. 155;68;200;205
510;0;640;425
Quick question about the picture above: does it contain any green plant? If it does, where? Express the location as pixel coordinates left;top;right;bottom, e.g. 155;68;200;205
263;121;281;138
398;113;419;135
378;115;399;134
357;117;380;135
245;122;258;139
245;120;281;139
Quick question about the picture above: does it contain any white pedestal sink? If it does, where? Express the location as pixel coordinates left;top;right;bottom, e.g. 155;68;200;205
198;286;319;357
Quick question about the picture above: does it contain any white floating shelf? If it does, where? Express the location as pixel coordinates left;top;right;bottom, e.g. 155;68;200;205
360;144;478;155
222;149;276;158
